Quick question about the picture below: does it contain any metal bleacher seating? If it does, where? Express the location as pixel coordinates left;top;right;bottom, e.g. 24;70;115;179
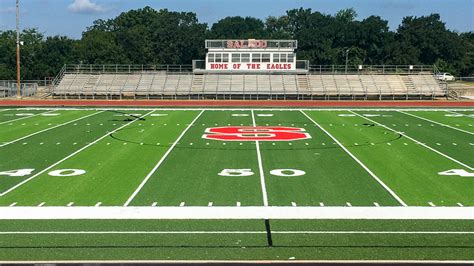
54;71;445;99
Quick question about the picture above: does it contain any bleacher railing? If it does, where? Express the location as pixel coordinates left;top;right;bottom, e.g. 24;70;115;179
64;64;193;74
61;64;434;75
309;65;434;74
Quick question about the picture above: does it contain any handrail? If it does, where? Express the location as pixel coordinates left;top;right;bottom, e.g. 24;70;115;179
52;64;67;86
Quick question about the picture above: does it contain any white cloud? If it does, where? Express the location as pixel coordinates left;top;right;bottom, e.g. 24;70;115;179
0;7;16;13
67;0;105;14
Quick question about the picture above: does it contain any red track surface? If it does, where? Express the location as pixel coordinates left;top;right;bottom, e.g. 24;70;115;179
0;99;473;107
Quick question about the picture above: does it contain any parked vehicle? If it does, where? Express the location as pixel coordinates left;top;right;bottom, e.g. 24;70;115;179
435;73;455;81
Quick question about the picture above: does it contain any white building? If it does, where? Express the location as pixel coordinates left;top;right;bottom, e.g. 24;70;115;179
193;39;309;73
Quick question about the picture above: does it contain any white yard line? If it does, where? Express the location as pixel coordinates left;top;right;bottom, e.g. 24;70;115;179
123;110;205;206
300;110;407;207
0;110;156;197
0;111;104;148
398;111;474;135
0;206;472;219
0;230;472;235
350;111;473;170
251;110;269;207
0;109;10;113
0;109;56;125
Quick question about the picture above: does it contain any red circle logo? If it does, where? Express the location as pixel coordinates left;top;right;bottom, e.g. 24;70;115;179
202;126;311;141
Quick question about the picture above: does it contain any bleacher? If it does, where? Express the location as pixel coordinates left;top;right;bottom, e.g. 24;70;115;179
53;65;446;100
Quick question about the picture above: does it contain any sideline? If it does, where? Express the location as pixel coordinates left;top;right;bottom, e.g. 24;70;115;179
0;206;472;219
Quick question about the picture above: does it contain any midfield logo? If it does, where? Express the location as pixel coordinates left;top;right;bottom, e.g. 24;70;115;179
202;126;311;141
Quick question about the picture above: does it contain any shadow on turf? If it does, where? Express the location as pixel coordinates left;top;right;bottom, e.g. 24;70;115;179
107;110;147;122
107;123;403;151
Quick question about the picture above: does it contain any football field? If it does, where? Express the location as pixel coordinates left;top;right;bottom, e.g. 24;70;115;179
0;107;473;262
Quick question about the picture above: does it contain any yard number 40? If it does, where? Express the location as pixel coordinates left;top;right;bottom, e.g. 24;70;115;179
0;169;86;177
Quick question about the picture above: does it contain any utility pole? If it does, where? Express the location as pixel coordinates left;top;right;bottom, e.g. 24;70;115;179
344;49;350;74
16;0;21;98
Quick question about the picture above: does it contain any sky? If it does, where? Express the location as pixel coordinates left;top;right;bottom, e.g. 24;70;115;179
0;0;473;39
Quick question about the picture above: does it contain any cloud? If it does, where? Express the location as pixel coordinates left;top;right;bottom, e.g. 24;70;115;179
0;7;16;13
67;0;105;14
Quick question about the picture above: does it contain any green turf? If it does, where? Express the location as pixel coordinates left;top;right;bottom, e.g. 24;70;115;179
0;220;472;261
0;107;473;261
305;110;474;206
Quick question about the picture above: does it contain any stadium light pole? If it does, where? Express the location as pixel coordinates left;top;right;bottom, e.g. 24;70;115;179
16;0;21;98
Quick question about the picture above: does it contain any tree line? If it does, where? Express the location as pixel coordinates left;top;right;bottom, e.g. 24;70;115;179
0;7;472;80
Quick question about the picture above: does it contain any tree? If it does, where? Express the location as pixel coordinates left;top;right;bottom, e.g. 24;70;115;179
209;16;268;39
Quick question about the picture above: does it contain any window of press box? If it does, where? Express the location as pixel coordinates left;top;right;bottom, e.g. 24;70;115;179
241;53;250;63
273;54;279;63
215;53;222;62
232;53;240;63
252;53;261;63
262;53;271;62
279;54;287;63
287;54;295;62
208;53;215;63
223;53;229;62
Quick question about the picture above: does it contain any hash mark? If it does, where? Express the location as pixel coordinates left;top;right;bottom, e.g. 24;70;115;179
9;202;17;207
152;202;158;207
319;202;324;207
346;202;352;207
38;202;46;207
208;202;213;207
236;202;241;207
374;202;380;207
95;202;102;207
457;203;464;207
180;202;185;207
428;202;436;207
291;202;297;207
67;202;74;207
